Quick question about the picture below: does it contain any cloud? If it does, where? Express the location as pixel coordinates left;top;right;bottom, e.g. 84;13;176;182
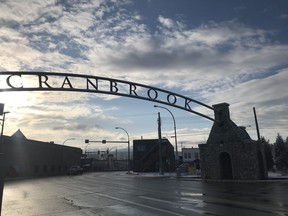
158;15;175;29
52;123;101;131
95;18;288;96
203;68;288;108
280;14;288;20
1;0;288;143
195;68;288;140
2;0;285;91
0;0;57;24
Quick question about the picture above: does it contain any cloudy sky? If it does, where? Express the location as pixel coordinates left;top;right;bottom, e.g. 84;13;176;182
0;0;287;153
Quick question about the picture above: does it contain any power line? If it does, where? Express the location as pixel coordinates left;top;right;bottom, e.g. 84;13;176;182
113;112;157;117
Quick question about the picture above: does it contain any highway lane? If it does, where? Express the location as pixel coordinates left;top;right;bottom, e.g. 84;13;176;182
2;172;288;215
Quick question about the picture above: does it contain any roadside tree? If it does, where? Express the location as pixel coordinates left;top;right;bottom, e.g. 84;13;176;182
261;137;274;171
274;134;288;171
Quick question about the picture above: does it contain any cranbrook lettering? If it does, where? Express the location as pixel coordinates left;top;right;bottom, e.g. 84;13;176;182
147;88;158;100
7;74;23;88
110;81;118;93
61;76;73;89
38;75;52;88
86;78;98;90
0;72;216;122
129;84;138;96
167;94;177;105
185;98;192;111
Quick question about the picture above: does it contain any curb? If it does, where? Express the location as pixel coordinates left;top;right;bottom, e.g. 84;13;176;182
128;172;288;183
202;178;288;183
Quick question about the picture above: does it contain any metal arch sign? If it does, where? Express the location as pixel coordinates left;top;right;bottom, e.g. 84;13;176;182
0;71;218;122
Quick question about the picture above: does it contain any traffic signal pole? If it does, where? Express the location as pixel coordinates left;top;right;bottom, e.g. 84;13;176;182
85;139;128;144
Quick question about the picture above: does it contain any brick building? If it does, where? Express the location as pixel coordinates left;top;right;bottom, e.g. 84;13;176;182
133;138;176;173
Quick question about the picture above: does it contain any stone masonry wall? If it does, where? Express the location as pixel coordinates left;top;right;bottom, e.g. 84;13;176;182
199;103;267;180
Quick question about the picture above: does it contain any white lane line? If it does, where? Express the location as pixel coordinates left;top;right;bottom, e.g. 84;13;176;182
93;192;187;216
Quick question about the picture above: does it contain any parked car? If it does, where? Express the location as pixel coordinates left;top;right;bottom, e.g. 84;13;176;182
177;163;191;173
67;166;84;175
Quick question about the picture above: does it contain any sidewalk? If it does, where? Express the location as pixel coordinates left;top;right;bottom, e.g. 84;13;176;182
129;172;202;180
129;171;288;182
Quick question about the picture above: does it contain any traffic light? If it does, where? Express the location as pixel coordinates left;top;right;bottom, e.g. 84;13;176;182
85;139;89;143
102;140;106;144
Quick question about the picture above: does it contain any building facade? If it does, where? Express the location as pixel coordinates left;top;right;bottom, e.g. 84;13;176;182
182;148;200;163
2;130;82;178
133;138;175;173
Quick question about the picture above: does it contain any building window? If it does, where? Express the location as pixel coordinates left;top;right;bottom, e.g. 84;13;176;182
188;153;191;159
51;165;55;172
43;165;47;173
195;152;199;159
184;153;187;159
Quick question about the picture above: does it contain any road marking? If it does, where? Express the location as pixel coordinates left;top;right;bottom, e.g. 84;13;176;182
93;192;187;216
139;196;206;215
55;177;205;215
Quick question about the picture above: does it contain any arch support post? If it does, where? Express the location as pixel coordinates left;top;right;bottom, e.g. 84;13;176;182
199;103;268;180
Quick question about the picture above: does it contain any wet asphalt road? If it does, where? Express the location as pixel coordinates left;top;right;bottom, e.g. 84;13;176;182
2;172;288;216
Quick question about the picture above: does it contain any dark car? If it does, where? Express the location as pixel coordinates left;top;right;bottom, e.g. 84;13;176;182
67;166;84;175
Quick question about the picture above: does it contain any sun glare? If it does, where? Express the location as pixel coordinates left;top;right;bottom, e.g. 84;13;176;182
1;91;33;108
0;74;39;108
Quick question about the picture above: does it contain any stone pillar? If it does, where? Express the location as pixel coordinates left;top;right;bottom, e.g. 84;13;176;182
200;102;268;180
212;103;230;124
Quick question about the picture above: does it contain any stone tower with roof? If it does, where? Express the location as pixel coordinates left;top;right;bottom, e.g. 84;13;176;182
199;103;267;180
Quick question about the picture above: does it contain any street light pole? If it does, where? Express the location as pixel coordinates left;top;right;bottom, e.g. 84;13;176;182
63;138;75;145
61;138;75;173
115;127;130;174
154;105;178;160
85;143;90;157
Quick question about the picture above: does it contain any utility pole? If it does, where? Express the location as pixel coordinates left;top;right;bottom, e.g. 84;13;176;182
253;107;261;141
154;105;178;161
253;107;267;179
158;112;163;175
0;103;6;215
